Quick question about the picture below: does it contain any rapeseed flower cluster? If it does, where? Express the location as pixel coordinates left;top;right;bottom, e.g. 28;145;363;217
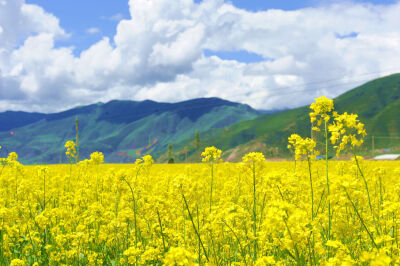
89;151;104;165
201;146;222;163
328;112;367;156
64;140;76;161
287;134;317;160
242;152;265;163
309;95;335;129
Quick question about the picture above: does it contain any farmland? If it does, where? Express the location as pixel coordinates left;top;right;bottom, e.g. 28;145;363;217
0;155;399;265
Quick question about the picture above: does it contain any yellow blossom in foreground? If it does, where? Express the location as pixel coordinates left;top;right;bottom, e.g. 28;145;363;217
328;112;367;156
255;256;276;265
123;246;141;264
309;96;335;128
164;247;196;265
10;259;25;266
287;134;317;160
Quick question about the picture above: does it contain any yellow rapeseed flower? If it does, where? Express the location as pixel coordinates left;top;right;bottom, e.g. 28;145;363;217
287;134;317;160
328;112;366;156
164;247;196;265
201;146;222;163
309;96;335;130
7;152;18;161
242;152;265;163
142;154;154;165
10;259;25;266
90;151;104;165
64;140;76;159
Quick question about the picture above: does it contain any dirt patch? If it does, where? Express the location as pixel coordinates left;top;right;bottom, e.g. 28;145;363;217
226;148;239;162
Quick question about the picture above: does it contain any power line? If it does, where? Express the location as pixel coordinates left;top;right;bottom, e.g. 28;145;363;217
238;71;400;99
367;136;400;139
51;69;400;122
272;67;400;89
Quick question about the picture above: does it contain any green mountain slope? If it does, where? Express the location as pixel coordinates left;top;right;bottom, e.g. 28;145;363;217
0;98;259;164
171;74;400;162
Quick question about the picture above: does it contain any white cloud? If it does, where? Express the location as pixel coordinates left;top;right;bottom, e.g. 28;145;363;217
87;27;101;34
0;0;65;52
109;13;125;21
1;0;400;113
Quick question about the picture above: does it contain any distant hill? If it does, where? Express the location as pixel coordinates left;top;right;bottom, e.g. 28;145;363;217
0;111;47;132
0;98;260;164
169;73;400;162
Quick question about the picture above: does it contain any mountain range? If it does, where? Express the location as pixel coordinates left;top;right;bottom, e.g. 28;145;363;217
0;98;259;164
1;73;399;164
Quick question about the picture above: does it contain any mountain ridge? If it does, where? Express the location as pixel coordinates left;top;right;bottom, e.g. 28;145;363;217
0;97;260;164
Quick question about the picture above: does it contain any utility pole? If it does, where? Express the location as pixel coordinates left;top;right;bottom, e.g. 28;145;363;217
184;146;188;162
372;135;375;158
311;122;313;140
75;116;80;163
168;143;174;163
195;130;200;151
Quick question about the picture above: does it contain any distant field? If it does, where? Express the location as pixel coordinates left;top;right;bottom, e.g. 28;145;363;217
1;160;399;265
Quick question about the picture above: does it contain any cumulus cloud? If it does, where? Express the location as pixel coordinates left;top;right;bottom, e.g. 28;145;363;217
1;0;400;113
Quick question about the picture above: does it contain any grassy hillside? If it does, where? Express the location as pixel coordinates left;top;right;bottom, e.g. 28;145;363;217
0;98;259;164
170;74;400;162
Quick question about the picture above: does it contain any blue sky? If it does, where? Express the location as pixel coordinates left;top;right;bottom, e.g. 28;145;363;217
26;0;398;60
26;0;131;55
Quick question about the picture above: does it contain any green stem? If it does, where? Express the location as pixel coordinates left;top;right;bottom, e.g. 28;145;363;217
43;170;46;210
307;156;314;220
221;219;247;265
252;161;257;260
156;209;167;252
209;163;214;213
344;188;377;248
352;149;379;235
352;150;373;216
122;176;138;246
307;155;316;265
0;165;5;178
283;217;300;264
197;205;201;264
0;229;3;262
182;193;209;262
324;121;331;245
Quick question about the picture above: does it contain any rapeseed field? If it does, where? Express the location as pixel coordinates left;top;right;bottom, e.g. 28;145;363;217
1;97;399;265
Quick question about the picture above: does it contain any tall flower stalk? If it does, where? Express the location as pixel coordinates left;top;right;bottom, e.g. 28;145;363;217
328;112;376;229
288;134;317;220
309;96;334;244
242;152;265;261
201;146;222;213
